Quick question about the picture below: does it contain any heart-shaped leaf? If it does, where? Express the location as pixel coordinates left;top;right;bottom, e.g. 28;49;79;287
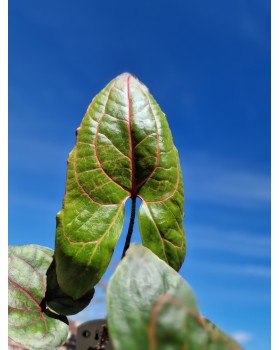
107;244;243;350
8;245;69;350
55;73;186;299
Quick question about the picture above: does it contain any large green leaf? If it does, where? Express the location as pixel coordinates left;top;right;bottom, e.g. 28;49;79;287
107;244;243;350
55;73;185;299
8;245;69;350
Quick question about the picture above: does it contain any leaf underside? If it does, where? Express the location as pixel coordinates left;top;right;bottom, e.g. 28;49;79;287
45;258;94;315
107;244;243;350
8;245;69;350
55;72;186;298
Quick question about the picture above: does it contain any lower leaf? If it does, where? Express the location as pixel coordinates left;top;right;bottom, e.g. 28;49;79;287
107;244;242;350
8;245;69;350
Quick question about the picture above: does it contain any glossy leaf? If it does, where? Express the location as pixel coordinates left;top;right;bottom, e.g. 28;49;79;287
8;245;69;350
107;244;243;350
55;73;185;299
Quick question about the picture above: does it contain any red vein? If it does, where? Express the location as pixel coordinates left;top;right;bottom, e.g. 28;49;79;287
8;277;41;308
141;201;183;265
11;317;42;329
9;306;41;313
112;85;126;95
134;132;156;149
61;198;128;245
97;132;130;160
73;147;116;206
135;84;181;204
161;236;181;249
103;112;128;123
135;84;160;192
73;82;129;206
59;202;125;286
148;295;202;350
8;337;26;349
93;82;130;195
138;156;180;203
134;101;149;114
148;294;241;350
86;203;124;267
142;204;168;262
161;201;183;231
127;75;136;196
10;254;46;293
65;99;121;207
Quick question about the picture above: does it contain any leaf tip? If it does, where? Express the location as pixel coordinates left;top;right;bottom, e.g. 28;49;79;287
116;72;139;80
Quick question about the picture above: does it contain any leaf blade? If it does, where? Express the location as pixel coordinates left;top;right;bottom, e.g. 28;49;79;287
129;77;186;270
55;73;186;298
45;258;94;315
107;244;243;350
8;245;69;350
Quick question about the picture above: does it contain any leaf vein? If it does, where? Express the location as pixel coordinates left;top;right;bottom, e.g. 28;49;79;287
135;85;160;191
97;132;130;160
94;81;131;194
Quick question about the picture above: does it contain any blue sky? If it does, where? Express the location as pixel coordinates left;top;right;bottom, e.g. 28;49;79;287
8;1;270;349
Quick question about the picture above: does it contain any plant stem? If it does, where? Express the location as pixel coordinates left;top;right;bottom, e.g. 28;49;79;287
121;196;136;259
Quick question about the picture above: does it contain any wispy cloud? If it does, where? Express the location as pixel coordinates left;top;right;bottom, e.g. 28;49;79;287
188;225;270;259
190;260;270;278
182;153;270;208
231;331;253;344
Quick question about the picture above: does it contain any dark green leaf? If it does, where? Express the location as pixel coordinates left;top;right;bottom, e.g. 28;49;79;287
107;244;243;350
55;73;185;299
8;245;69;350
46;258;94;315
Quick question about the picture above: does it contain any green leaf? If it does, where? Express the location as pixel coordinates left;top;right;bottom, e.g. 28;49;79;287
8;245;69;350
107;244;243;350
202;318;243;349
45;258;94;315
55;73;185;299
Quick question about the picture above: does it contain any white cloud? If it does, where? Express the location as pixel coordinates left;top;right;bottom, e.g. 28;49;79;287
190;260;270;278
188;225;270;258
231;331;253;343
182;153;270;208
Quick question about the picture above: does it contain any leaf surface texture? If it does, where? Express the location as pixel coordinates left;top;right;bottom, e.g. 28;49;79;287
107;244;243;350
55;73;185;298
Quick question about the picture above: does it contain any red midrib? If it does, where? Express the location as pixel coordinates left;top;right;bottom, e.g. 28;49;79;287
9;277;49;336
8;277;41;309
127;75;136;196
